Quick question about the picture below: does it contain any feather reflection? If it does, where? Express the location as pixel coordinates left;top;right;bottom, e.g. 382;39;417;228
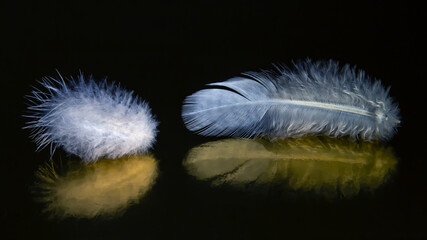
183;137;397;198
35;154;158;218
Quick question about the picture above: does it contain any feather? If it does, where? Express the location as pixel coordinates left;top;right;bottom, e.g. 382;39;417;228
182;59;401;141
24;73;158;162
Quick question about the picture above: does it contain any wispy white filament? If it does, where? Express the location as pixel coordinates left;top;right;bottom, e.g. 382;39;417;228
24;73;158;162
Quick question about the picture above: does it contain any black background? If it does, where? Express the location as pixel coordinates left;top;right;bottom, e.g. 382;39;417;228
2;1;426;239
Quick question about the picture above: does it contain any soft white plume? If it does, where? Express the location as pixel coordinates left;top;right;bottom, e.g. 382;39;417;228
182;59;400;141
24;73;158;162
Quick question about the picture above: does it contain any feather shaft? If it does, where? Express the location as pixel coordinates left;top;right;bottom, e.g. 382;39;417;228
183;99;376;118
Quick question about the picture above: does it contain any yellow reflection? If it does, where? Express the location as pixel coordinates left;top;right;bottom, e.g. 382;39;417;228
183;137;397;198
35;154;158;218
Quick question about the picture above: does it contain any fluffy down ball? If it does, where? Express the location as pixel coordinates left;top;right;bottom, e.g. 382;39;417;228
24;74;158;162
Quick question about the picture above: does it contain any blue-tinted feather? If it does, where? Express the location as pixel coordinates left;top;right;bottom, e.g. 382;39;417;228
182;59;400;141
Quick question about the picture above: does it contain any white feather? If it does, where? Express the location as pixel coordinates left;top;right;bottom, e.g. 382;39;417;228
182;59;400;141
24;73;158;162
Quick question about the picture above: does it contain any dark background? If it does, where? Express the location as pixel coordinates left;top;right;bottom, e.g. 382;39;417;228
2;1;426;239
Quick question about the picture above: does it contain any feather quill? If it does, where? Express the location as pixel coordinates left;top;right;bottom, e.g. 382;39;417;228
24;73;158;162
182;59;400;141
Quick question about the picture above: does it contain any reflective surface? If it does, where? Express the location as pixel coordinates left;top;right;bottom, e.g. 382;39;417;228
34;154;158;218
184;137;397;198
4;1;424;239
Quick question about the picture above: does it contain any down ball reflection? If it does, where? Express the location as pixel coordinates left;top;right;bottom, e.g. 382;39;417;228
183;137;397;198
35;154;158;218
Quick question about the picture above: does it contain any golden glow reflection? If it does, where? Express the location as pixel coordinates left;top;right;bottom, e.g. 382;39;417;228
35;154;158;218
183;137;397;198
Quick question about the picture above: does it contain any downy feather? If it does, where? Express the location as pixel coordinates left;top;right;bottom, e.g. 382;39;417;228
182;59;400;141
24;73;158;162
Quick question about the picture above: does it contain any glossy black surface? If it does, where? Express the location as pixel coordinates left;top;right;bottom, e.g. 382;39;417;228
3;1;426;239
